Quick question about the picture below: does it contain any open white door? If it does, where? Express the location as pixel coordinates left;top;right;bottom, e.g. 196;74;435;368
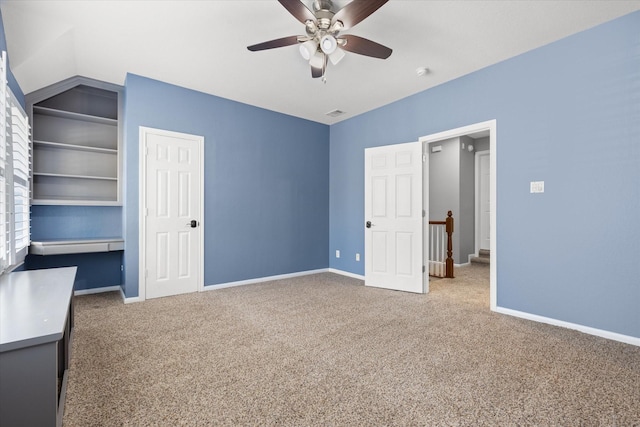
140;127;204;300
364;141;425;293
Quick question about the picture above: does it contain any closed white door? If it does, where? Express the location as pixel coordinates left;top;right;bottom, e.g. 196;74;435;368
364;142;424;293
141;127;203;299
478;151;490;250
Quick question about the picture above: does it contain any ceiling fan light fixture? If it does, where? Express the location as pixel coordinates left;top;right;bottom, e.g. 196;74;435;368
247;0;392;80
305;19;318;35
320;35;337;54
328;47;346;65
329;20;344;33
299;40;318;61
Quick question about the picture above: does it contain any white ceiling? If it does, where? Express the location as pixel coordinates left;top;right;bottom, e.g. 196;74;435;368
2;0;639;125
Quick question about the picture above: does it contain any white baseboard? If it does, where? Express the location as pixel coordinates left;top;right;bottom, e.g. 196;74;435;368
74;285;121;296
494;306;640;347
328;268;365;280
204;268;330;291
120;286;142;304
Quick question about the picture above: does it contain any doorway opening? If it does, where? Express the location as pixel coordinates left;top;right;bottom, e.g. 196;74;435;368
419;120;496;310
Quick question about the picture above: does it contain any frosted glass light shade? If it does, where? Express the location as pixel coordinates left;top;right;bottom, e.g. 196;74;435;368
320;35;337;54
299;40;318;61
329;47;345;65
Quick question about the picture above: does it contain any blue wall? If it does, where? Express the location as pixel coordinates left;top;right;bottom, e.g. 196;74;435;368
26;205;124;290
30;206;122;240
329;12;640;338
123;74;329;298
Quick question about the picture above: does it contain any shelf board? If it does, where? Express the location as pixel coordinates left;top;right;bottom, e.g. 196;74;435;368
33;105;117;126
33;140;117;154
33;172;117;181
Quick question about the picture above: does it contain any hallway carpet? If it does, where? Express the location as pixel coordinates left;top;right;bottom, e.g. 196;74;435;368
63;265;640;426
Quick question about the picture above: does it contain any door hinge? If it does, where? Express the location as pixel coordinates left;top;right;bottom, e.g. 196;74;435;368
422;153;426;162
422;210;426;218
145;269;149;278
422;265;425;273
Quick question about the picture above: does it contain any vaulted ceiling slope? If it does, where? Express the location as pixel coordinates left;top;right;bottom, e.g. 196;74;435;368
2;1;639;124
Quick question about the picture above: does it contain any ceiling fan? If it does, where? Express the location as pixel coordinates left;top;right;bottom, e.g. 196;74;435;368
247;0;392;81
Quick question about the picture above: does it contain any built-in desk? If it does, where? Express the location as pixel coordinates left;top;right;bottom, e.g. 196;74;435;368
30;238;124;256
0;266;77;427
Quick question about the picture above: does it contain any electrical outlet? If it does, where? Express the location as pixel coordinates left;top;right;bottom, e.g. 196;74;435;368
355;253;360;261
530;181;545;193
336;250;340;258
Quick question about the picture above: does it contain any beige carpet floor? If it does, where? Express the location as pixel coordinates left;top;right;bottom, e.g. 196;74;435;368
63;264;640;426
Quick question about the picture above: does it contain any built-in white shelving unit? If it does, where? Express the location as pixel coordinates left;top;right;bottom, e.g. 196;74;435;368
26;78;123;205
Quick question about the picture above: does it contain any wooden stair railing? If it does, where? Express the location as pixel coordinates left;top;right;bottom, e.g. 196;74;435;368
428;210;454;278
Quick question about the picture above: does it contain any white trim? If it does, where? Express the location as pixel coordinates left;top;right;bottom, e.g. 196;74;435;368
204;269;331;290
138;126;205;302
328;268;365;280
74;285;121;296
138;127;147;301
422;141;430;294
495;306;640;347
419;120;497;310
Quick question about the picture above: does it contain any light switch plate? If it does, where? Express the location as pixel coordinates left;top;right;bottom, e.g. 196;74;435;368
530;181;545;193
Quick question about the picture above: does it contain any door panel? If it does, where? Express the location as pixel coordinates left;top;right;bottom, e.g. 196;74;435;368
143;128;202;299
396;232;413;276
364;142;424;293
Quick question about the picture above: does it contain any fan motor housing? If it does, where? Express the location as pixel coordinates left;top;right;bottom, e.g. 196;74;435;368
312;0;333;13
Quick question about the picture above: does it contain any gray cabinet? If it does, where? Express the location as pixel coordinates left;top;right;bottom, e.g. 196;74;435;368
26;77;123;205
0;267;77;427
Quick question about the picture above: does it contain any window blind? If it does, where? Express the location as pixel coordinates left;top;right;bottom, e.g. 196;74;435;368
0;51;8;271
0;50;32;273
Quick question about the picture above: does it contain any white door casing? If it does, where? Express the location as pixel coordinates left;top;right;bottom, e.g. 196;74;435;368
364;141;425;294
139;127;204;300
476;150;491;251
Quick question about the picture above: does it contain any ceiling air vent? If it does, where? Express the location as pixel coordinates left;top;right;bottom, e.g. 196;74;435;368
326;109;346;118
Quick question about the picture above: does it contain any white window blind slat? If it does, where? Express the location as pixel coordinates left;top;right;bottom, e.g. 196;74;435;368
10;103;31;257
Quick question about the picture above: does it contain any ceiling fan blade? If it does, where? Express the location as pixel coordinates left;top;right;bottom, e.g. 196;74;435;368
278;0;316;24
310;52;325;78
311;64;323;78
332;0;389;30
247;36;300;52
340;35;392;59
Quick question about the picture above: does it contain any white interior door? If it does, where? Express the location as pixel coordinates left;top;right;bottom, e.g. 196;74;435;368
364;141;424;293
141;127;203;300
477;151;490;251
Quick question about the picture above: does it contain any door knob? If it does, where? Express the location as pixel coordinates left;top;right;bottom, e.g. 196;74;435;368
366;221;372;229
190;220;198;228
